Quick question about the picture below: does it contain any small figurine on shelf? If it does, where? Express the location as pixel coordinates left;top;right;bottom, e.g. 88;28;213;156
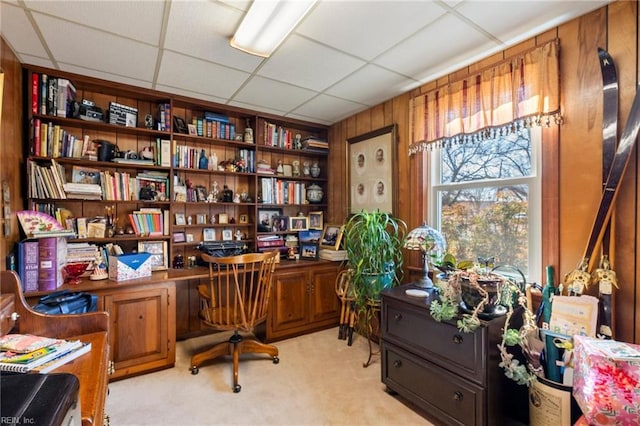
233;193;241;203
89;250;108;281
210;181;219;203
173;254;184;269
235;230;243;241
292;160;300;177
209;151;218;171
276;160;284;175
294;134;302;150
302;161;311;177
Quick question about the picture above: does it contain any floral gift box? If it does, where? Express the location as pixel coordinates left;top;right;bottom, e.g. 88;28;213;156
572;335;640;425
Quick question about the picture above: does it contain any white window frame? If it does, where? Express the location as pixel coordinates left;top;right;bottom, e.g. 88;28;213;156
428;127;542;283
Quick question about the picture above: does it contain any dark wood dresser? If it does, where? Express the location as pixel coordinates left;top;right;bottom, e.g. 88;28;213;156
380;284;527;426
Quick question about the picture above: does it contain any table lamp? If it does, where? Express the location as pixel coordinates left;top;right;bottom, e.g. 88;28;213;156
404;223;446;288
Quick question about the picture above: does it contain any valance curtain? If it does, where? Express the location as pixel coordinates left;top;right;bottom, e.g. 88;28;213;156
409;39;561;155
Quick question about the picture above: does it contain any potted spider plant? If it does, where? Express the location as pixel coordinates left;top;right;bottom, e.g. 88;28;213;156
344;210;407;314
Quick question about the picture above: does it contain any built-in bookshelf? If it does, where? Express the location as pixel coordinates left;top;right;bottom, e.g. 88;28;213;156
23;65;329;277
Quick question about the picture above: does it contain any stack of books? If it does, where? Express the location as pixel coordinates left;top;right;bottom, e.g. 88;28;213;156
0;333;91;374
301;137;329;153
319;249;348;261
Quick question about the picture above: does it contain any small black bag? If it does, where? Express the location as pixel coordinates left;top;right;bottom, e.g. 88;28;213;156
32;290;98;315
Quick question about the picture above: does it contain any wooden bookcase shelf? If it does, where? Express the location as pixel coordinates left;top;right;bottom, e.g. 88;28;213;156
23;64;330;270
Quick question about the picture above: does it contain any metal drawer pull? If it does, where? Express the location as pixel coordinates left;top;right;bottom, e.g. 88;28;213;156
452;334;463;344
394;313;403;321
393;360;402;368
453;391;463;401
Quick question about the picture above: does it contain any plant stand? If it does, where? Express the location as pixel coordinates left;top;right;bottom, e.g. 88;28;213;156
363;300;381;368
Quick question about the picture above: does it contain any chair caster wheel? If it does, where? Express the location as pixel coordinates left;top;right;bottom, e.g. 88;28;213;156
273;356;280;364
233;384;241;393
190;366;199;375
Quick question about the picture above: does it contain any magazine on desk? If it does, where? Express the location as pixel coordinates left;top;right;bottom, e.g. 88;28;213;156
0;335;89;373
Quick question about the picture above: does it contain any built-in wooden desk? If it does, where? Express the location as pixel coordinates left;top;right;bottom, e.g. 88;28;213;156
1;271;109;426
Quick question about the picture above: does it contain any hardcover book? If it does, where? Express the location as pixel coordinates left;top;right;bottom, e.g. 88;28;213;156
37;237;66;291
18;240;39;292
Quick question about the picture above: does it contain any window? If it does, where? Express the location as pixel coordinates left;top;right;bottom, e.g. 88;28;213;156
429;127;541;282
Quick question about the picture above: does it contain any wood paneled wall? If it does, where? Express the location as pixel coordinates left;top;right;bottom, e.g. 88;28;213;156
0;37;25;270
329;3;640;343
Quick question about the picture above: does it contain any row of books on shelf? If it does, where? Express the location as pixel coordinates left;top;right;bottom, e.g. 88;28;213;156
261;121;328;153
0;333;91;374
188;113;236;140
31;72;77;118
259;177;311;205
28;159;170;202
172;143;255;173
128;208;169;237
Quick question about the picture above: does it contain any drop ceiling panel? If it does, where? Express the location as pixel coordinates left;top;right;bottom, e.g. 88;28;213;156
325;65;417;106
24;0;164;46
296;1;447;61
0;4;48;58
157;50;249;99
32;12;159;81
258;34;366;92
294;93;366;124
164;1;262;72
374;12;499;80
233;76;318;113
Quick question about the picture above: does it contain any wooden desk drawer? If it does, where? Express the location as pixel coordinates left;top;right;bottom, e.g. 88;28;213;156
383;300;486;385
383;342;484;426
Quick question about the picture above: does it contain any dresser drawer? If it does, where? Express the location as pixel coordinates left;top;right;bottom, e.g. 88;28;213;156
383;342;485;426
382;299;486;385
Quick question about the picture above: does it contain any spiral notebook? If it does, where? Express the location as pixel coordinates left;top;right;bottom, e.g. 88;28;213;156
0;339;82;373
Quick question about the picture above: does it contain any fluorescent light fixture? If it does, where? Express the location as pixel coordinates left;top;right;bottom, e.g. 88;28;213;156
230;0;317;58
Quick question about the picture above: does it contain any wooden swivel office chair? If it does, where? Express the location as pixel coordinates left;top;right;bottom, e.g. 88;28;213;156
190;250;279;393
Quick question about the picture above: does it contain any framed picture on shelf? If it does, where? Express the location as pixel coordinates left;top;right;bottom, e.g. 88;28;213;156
300;242;319;260
175;213;186;226
309;211;323;230
186;234;194;243
273;215;289;232
196;214;206;225
137;241;168;271
347;124;397;215
196;185;207;202
222;229;233;241
299;229;322;242
239;214;248;224
289;216;308;231
203;228;215;241
257;208;282;232
187;124;197;136
173;232;186;243
320;224;344;250
218;213;229;224
173;116;188;134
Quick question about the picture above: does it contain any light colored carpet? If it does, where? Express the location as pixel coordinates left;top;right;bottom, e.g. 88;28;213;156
105;327;434;425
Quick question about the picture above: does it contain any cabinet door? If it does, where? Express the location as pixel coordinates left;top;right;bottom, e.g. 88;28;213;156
308;265;340;324
175;278;206;339
104;285;175;379
269;269;309;337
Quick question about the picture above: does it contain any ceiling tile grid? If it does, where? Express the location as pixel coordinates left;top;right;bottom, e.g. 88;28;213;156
0;0;612;124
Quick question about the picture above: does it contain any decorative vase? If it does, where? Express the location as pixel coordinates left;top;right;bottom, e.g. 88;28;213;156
310;161;321;178
306;184;323;203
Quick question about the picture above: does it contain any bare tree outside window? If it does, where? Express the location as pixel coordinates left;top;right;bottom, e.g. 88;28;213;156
431;129;540;279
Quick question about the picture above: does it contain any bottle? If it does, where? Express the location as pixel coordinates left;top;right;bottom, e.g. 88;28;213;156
199;149;208;170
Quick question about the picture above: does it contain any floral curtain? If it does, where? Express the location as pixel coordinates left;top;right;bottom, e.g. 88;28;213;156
409;39;561;155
